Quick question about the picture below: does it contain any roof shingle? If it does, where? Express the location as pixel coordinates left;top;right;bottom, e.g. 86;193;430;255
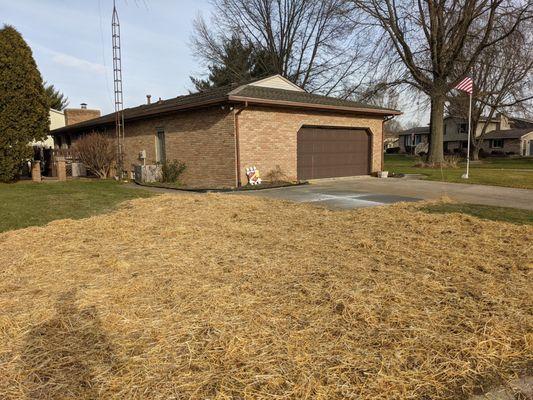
483;128;533;139
52;80;400;135
230;85;399;113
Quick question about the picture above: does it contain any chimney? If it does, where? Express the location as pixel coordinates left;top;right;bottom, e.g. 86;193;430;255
64;104;101;126
146;94;151;105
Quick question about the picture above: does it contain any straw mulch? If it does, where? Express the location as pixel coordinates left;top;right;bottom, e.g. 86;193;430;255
0;194;531;399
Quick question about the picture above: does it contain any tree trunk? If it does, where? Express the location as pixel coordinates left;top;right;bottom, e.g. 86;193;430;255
472;145;481;161
428;92;445;164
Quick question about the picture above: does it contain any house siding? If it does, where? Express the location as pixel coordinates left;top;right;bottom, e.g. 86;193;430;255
247;76;304;92
237;106;384;183
443;118;499;142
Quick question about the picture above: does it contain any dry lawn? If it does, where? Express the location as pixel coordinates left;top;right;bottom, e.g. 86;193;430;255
0;194;531;399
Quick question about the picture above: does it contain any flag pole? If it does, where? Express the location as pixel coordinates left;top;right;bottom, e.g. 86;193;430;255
463;89;472;179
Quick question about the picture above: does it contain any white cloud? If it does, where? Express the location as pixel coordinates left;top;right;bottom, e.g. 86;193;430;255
31;42;106;75
50;52;106;75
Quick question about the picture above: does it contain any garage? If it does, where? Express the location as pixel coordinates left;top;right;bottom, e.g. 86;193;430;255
52;75;399;188
297;126;371;180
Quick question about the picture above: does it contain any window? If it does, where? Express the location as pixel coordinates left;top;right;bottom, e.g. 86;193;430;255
491;139;504;149
458;123;468;134
155;129;166;163
404;134;424;147
461;141;468;149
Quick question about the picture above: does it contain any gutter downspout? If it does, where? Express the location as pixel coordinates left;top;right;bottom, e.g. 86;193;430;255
233;102;248;188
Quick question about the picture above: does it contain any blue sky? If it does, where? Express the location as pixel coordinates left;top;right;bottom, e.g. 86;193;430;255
1;0;213;114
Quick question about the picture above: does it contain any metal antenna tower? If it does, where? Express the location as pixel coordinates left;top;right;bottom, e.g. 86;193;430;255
112;0;125;179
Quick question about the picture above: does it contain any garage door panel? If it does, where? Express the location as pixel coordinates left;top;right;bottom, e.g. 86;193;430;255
297;127;370;180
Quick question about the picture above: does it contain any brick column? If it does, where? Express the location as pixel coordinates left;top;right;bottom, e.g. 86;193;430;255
31;161;41;182
56;158;67;181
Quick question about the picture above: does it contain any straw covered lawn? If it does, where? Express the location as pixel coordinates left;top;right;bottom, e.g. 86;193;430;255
0;194;531;399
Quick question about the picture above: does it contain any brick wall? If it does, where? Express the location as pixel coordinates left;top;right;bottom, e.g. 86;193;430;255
122;106;236;188
62;104;389;188
481;135;533;155
236;106;384;183
64;109;101;126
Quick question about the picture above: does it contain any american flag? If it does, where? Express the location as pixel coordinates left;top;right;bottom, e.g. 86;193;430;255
455;77;473;94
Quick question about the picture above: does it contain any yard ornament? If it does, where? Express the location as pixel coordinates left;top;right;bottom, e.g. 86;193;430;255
246;166;262;185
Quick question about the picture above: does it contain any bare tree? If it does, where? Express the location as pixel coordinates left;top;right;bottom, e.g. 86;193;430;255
191;0;366;95
352;0;533;164
447;23;533;159
73;133;116;179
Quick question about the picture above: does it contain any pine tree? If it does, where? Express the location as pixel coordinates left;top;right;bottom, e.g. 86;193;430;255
0;25;49;182
45;82;69;111
190;36;277;91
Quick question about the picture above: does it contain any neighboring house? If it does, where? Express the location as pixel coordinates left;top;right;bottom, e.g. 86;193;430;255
32;104;100;177
31;109;65;150
30;105;100;151
51;75;400;188
50;108;66;130
383;124;401;152
399;114;533;155
54;103;101;150
481;129;533;156
384;137;399;151
398;126;430;154
30;109;66;175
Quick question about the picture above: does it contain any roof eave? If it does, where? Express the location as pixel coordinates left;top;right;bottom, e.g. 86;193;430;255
228;95;402;116
51;97;229;135
51;94;402;136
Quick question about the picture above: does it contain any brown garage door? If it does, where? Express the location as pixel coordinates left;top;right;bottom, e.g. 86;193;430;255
297;127;370;180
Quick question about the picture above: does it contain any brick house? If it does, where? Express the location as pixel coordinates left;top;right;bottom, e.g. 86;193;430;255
51;75;400;188
481;129;533;156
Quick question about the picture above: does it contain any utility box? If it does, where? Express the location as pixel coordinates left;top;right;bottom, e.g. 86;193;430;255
71;162;87;177
134;164;162;183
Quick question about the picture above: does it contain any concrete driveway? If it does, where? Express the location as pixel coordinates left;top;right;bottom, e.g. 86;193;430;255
236;176;533;210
